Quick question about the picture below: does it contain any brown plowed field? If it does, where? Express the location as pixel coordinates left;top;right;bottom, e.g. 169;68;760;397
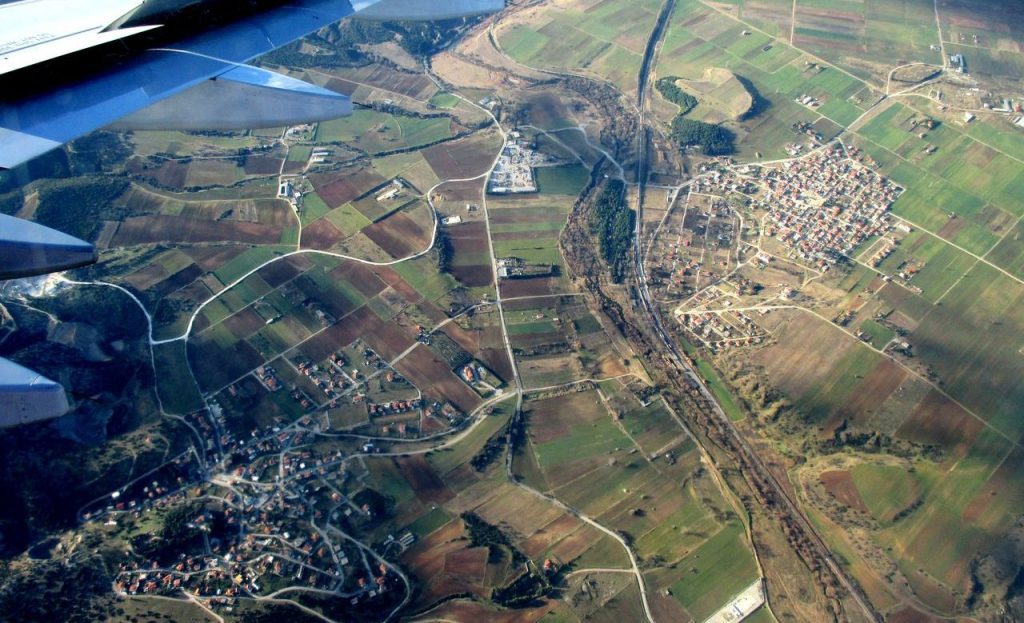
324;77;359;97
309;168;386;208
500;277;563;298
362;318;416;361
424;135;499;179
397;455;454;504
451;264;493;287
438;179;485;200
243;155;283;175
301;218;347;251
896;389;983;459
373;266;422;302
520;514;579;558
331;64;435;99
825;358;908;433
112;215;282;246
298;306;379;363
394;345;481;413
331;262;388;298
258;255;311;288
222;308;265;340
820;470;870;513
363;212;430;258
147;161;189;188
183;245;247;272
148;265;203;300
443;547;488;585
414;600;553;623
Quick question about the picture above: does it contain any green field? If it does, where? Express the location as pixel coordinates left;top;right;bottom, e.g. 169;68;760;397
497;0;663;95
667;521;760;620
534;416;631;467
535;164;590;195
851;463;921;523
315;109;452;154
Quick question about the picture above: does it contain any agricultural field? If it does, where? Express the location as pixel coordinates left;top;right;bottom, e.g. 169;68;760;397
314;109;453;154
504;296;628;389
516;387;760;619
653;0;873;159
495;0;665;96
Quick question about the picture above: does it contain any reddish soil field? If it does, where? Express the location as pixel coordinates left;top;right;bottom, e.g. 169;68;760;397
363;212;431;258
309;168;386;208
499;277;563;298
331;262;388;298
520;515;579;559
191;338;264;392
548;524;605;564
820;470;870;513
243;155;283;175
448;221;488;251
298;306;380;363
147;161;189;188
324;77;359;96
397;456;454;504
443;547;489;584
451;264;493;287
122;264;169;291
362;320;416;362
424;135;498;179
441;321;480;353
825;358;908;433
333;64;435;99
183;245;248;272
896;389;983;459
301;218;347;251
372;266;423;303
649;591;693;623
393;345;481;413
479;348;513;383
112;215;282;246
222;308;265;340
257;255;312;288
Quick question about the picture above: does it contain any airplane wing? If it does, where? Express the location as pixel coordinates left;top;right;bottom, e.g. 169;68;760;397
0;0;504;169
0;0;503;427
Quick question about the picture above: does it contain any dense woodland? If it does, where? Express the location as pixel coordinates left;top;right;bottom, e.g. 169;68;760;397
590;180;634;283
670;117;736;156
655;76;698;115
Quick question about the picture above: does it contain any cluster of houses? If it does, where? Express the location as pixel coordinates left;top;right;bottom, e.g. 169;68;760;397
755;145;902;269
294;355;352;400
107;421;397;608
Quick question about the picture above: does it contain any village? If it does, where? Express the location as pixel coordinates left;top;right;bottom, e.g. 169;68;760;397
647;143;904;355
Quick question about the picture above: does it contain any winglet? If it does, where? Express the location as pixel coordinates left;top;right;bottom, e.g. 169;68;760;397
0;357;70;428
0;214;97;280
